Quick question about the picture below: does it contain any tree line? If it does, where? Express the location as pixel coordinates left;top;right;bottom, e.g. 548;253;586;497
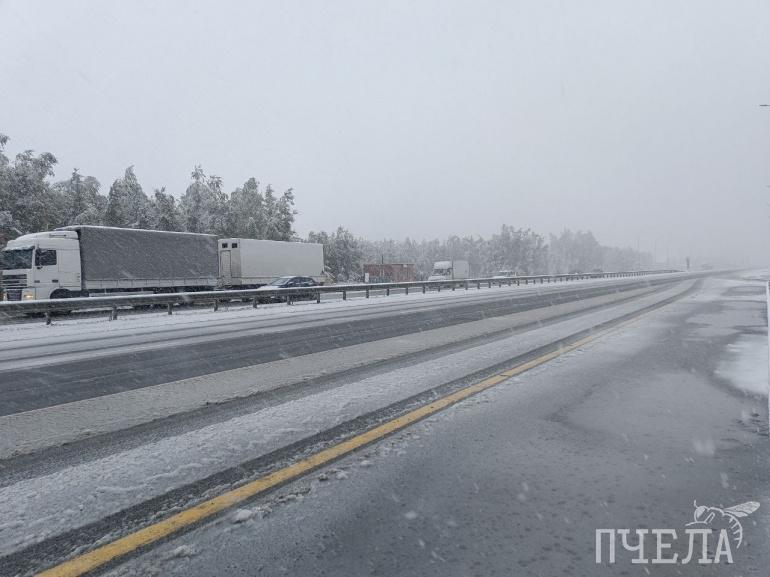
0;133;652;281
309;225;652;281
0;135;296;241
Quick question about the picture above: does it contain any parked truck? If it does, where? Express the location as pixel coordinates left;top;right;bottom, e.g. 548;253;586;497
0;226;324;301
219;238;325;288
427;260;470;282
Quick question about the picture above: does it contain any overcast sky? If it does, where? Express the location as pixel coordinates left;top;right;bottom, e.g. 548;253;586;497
1;0;769;266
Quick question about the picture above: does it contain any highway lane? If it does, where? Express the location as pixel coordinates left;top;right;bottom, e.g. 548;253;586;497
0;274;685;416
92;275;770;577
0;276;704;574
0;273;687;364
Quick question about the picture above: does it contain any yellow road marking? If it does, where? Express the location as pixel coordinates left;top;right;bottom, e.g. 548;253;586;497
36;310;651;577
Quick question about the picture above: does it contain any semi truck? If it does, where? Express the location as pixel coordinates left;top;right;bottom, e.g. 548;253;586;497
427;260;470;282
0;226;324;301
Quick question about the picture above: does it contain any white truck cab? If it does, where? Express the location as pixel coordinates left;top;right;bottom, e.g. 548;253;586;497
1;230;81;300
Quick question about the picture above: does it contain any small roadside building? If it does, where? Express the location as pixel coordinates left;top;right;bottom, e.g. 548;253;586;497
363;263;416;283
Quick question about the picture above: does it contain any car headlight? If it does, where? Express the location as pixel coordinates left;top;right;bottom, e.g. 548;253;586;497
22;288;36;300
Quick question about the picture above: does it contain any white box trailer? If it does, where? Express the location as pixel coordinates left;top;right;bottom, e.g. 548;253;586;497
219;238;325;288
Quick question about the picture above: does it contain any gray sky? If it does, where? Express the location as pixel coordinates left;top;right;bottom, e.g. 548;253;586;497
1;0;769;266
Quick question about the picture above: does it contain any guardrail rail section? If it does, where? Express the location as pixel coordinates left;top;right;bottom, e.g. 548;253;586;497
0;269;683;324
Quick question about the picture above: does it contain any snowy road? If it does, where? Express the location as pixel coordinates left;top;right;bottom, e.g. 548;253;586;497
1;272;766;576
98;274;769;577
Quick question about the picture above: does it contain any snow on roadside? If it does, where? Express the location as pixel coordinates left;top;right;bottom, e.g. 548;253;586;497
715;334;769;397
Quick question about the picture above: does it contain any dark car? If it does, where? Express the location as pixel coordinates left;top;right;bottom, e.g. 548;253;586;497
255;276;320;302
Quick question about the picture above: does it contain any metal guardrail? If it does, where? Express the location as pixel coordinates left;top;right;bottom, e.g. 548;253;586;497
0;269;680;324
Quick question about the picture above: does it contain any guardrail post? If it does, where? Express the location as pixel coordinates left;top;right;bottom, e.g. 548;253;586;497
488;281;491;288
287;293;292;306
477;281;481;290
366;287;370;298
45;311;52;325
386;287;390;296
451;283;455;291
465;281;469;290
422;284;426;294
167;303;173;315
213;299;219;311
343;290;347;301
316;291;321;304
110;305;118;321
405;286;409;295
253;297;258;308
516;279;520;286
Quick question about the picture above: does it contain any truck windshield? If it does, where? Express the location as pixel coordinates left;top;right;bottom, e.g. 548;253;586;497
1;248;33;270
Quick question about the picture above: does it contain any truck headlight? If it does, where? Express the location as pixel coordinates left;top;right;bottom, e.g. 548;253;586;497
22;288;36;300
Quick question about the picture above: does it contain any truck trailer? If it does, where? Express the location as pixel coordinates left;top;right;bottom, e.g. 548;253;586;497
219;238;325;288
0;226;325;301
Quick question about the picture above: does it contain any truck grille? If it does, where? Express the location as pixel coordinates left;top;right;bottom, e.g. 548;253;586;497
1;274;26;301
1;274;28;289
4;289;22;301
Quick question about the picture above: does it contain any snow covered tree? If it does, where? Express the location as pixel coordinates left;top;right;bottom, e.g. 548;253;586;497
548;230;602;273
52;169;106;225
308;227;362;282
227;178;265;238
149;187;183;231
1;147;63;234
179;166;228;234
104;166;151;228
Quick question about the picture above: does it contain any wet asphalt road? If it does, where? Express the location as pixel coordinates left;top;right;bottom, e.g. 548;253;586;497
0;276;682;416
104;277;770;577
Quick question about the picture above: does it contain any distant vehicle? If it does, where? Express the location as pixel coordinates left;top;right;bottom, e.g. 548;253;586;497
0;225;325;301
219;238;325;289
492;269;516;278
428;260;470;282
255;276;320;302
